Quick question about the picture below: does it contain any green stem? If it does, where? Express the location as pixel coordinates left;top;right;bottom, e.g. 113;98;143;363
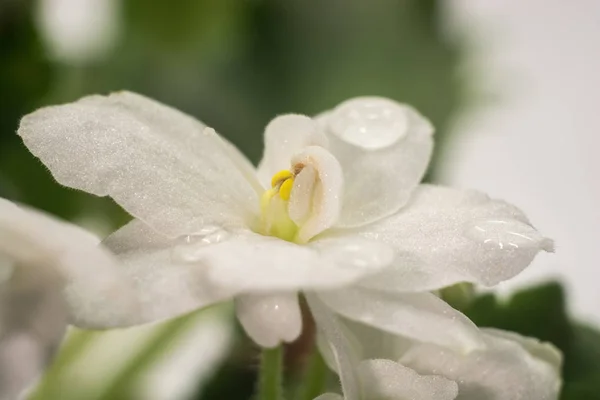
258;346;284;400
296;349;328;400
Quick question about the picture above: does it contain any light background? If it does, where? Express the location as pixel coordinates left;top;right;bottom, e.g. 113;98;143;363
442;0;600;324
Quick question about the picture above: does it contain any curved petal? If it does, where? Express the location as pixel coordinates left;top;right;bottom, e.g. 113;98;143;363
0;198;140;329
103;219;234;324
317;287;484;352
200;230;393;292
235;293;302;348
482;328;562;375
357;184;554;293
318;97;434;227
306;294;361;400
18;91;261;238
358;359;458;400
400;329;562;400
290;146;344;242
257;114;328;186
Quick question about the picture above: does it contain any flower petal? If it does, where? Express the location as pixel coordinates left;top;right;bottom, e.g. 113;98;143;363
235;293;302;348
0;198;140;329
400;329;562;400
318;97;434;227
357;184;553;293
103;219;234;324
317;287;484;352
201;230;393;292
306;294;361;400
257;114;328;186
18;91;262;237
290;146;344;242
0;332;61;400
482;328;562;375
358;359;458;400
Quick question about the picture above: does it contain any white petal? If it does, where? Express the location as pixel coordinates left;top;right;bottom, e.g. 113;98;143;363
257;114;328;186
319;97;434;227
201;230;392;292
288;164;316;226
317;287;484;352
235;293;302;348
18;91;261;238
0;333;58;400
357;184;553;293
290;146;344;242
0;198;140;329
400;330;562;400
358;359;458;400
482;328;562;375
306;294;361;400
103;219;234;324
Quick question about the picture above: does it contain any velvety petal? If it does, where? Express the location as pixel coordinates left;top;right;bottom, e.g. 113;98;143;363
103;219;234;324
201;230;393;292
359;359;458;400
257;114;328;186
317;287;484;352
0;199;140;329
235;293;302;348
318;97;434;227
18;91;262;238
400;329;562;400
306;294;361;400
357;184;554;293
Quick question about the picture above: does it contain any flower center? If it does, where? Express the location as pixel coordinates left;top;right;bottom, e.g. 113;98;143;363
258;146;343;244
259;167;303;242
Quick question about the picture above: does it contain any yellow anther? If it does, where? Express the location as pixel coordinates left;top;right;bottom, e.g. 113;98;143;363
271;170;293;188
279;178;294;201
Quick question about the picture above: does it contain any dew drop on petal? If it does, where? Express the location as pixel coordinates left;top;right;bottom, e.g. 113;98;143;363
171;226;228;263
464;219;553;252
328;97;409;150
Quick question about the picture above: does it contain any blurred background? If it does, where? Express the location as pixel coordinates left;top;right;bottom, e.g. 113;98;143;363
1;0;599;399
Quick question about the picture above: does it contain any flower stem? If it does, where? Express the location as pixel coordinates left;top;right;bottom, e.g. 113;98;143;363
296;349;328;400
258;346;284;400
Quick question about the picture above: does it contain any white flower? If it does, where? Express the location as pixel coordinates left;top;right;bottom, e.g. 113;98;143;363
0;198;138;400
400;329;562;400
18;92;552;349
309;294;459;400
322;316;562;400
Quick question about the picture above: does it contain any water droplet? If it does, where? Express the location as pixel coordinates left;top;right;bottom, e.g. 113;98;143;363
171;226;228;263
328;97;409;150
465;219;550;251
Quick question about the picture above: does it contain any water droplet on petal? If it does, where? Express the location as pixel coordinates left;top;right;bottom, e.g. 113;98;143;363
465;219;552;251
329;97;409;150
171;226;228;263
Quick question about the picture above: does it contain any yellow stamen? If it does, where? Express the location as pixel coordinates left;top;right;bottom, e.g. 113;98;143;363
260;188;277;211
257;168;303;241
271;170;293;188
279;178;294;201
